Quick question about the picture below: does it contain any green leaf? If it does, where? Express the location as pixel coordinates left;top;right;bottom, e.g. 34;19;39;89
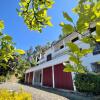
61;24;74;35
81;37;91;44
59;22;64;27
46;21;53;26
16;49;25;55
63;12;73;22
69;56;80;64
81;49;93;55
3;35;12;41
96;36;100;42
0;20;4;30
67;42;80;53
63;64;75;72
96;22;100;36
77;65;86;73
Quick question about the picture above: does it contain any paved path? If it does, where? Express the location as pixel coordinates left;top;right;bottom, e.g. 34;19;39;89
0;82;69;100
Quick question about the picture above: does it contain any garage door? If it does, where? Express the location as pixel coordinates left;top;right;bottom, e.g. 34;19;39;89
54;63;73;90
43;67;53;87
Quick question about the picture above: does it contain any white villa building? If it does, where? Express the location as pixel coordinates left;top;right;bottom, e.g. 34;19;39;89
25;29;100;91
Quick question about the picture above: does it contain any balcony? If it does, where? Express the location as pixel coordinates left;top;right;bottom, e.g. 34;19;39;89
52;47;67;59
37;47;68;65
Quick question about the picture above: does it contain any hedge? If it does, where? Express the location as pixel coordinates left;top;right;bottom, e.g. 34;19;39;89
0;76;6;83
74;73;100;95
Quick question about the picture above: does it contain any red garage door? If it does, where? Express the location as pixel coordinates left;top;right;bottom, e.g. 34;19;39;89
29;72;33;84
43;67;53;87
54;63;73;90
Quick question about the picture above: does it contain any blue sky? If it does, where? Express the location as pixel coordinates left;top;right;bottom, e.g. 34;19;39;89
0;0;78;50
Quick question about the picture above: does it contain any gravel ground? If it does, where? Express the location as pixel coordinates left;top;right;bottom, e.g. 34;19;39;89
0;82;68;100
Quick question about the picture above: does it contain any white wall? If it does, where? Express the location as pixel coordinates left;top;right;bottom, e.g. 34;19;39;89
82;53;100;71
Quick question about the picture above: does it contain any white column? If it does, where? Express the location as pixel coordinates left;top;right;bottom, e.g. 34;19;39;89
25;73;26;83
32;71;35;85
71;72;76;91
52;65;55;88
28;72;30;84
41;69;43;86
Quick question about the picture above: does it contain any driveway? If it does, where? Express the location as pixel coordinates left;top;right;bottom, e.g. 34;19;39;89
0;82;99;100
0;82;69;100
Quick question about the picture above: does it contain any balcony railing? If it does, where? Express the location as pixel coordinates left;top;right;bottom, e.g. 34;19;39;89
37;40;90;65
52;47;67;59
37;47;68;65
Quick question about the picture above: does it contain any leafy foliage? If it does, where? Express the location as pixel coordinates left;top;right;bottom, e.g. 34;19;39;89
60;23;74;35
0;20;25;79
17;0;54;32
60;12;75;35
61;0;100;41
61;0;100;73
75;73;100;94
15;55;31;76
0;20;4;30
0;21;15;68
73;0;100;40
64;42;92;73
0;76;6;83
63;12;73;23
15;49;25;55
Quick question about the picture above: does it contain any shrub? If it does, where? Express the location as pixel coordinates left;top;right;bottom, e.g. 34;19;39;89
18;74;25;83
0;89;32;100
74;73;100;95
0;76;6;83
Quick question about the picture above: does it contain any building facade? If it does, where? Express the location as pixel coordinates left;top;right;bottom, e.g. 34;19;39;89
25;32;100;91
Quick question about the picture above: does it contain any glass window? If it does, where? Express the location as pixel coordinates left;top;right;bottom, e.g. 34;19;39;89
60;45;64;49
93;42;100;55
71;37;79;42
91;62;100;73
47;54;52;61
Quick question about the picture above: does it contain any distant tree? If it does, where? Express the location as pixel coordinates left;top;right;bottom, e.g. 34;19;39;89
26;46;37;66
15;55;31;77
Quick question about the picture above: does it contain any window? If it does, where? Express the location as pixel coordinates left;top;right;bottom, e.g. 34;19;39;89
93;42;100;55
60;45;64;49
71;37;79;42
91;62;100;73
37;57;39;62
47;54;52;61
80;48;82;51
